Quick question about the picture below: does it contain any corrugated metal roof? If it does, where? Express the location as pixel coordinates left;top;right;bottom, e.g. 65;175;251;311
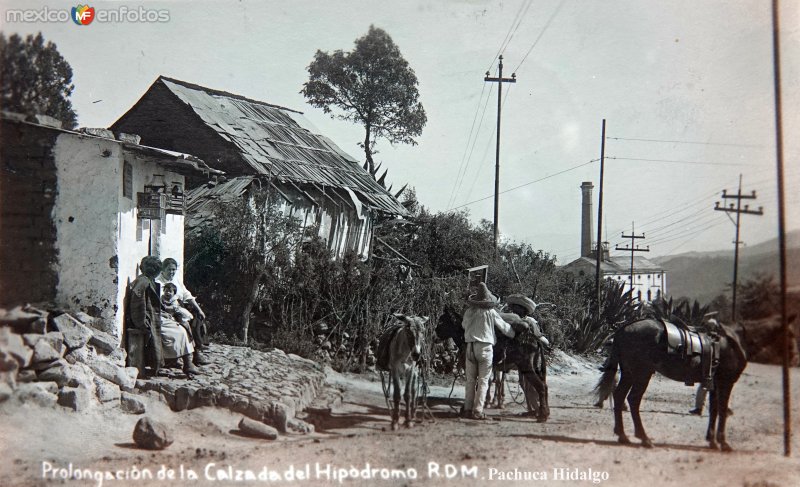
159;77;407;216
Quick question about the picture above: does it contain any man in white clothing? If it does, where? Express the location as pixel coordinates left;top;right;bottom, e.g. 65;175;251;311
462;282;519;420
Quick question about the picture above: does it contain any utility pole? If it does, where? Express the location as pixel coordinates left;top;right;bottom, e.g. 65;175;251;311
714;174;763;320
615;222;648;299
771;0;791;458
595;119;607;315
485;55;516;250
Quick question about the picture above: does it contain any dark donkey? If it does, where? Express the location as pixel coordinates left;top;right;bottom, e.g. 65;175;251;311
436;305;550;422
595;319;747;451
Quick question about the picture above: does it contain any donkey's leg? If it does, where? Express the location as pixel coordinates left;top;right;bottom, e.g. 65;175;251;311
485;368;497;408
706;385;719;449
715;382;735;452
613;372;634;444
407;368;419;427
520;372;539;415
391;368;402;431
403;368;413;428
497;370;506;409
521;371;549;422
628;373;654;448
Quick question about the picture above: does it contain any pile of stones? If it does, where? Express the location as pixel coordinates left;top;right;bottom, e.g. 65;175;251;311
0;305;146;414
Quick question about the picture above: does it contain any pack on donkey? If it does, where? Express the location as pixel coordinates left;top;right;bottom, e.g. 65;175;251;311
376;313;429;430
594;316;747;450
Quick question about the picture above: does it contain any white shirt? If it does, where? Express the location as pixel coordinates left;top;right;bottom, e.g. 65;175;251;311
462;307;516;345
155;274;195;301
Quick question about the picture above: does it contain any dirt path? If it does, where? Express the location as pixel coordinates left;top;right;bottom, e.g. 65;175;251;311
2;354;799;487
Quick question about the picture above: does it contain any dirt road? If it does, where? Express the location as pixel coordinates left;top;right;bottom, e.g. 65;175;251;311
2;353;799;487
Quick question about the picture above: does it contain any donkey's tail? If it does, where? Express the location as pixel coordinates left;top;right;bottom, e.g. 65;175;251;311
593;345;619;404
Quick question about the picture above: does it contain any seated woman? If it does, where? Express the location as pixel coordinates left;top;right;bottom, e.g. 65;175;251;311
156;257;210;366
160;283;200;378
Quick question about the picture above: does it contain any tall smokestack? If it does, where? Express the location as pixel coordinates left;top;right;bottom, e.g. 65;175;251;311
581;182;594;258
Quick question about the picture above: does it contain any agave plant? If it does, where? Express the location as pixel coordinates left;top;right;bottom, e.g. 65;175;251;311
648;296;710;328
568;280;642;353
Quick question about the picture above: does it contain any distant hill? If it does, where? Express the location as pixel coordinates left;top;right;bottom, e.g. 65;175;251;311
653;229;800;304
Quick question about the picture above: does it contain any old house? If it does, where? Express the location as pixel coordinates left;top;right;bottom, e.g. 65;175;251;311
561;181;667;301
111;76;409;259
0;112;219;337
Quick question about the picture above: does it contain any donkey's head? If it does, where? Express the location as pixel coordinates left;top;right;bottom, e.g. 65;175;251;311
394;313;428;361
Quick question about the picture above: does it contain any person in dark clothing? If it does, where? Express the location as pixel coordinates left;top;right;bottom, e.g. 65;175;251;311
128;256;164;377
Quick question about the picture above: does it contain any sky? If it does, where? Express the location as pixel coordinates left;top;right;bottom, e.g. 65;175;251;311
2;0;799;264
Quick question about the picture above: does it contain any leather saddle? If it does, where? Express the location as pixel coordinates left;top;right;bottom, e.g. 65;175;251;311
663;320;719;388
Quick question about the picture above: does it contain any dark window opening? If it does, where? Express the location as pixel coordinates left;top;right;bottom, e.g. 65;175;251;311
123;161;133;199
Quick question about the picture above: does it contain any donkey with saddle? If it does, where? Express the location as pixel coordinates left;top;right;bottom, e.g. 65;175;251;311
595;317;747;450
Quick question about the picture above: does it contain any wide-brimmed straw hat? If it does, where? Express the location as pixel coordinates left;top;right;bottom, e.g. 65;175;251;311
467;282;498;309
506;294;537;315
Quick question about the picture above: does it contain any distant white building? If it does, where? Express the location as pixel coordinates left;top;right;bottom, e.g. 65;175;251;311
561;181;667;302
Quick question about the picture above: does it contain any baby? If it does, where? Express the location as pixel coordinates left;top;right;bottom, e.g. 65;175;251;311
161;282;194;326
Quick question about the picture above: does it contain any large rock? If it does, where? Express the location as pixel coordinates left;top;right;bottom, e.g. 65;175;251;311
0;382;12;402
17;370;37;383
94;376;121;403
14;382;58;407
87;358;136;390
238;417;278;440
132;417;173;450
121;392;146;414
24;332;65;356
58;387;93;411
0;306;47;334
32;339;63;364
0;327;32;369
38;362;92;389
89;329;118;355
73;312;95;326
52;314;93;350
64;346;93;365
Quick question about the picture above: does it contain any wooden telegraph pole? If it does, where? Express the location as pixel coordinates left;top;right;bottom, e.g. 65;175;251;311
771;0;791;456
484;56;516;250
595;120;607;315
714;175;763;320
615;222;648;299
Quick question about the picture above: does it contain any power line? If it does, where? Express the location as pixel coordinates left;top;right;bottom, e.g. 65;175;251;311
487;0;532;72
645;217;725;246
462;82;514;206
514;0;566;72
605;185;730;238
452;158;598;210
659;220;728;255
606;136;766;148
500;0;534;57
446;83;492;210
607;156;751;167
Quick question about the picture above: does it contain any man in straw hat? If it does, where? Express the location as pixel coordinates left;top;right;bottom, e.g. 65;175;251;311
461;282;524;420
504;294;550;416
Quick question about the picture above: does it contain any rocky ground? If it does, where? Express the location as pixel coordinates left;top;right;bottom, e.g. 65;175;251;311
1;342;799;487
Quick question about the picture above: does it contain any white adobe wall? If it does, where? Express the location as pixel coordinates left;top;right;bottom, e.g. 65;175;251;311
53;133;186;339
116;151;185;335
53;134;121;325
